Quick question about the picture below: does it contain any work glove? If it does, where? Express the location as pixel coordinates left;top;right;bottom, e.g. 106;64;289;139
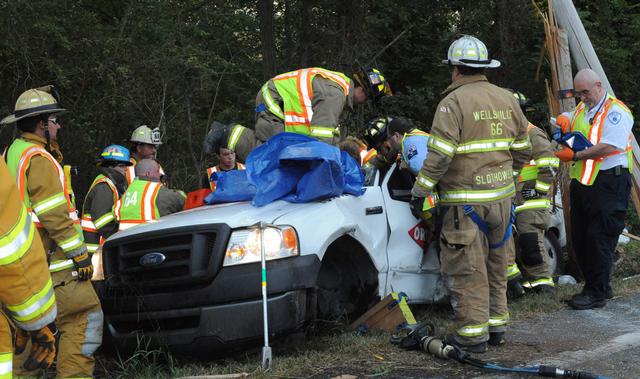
554;146;576;162
555;114;571;133
521;188;539;200
14;323;58;371
72;251;94;281
410;196;425;219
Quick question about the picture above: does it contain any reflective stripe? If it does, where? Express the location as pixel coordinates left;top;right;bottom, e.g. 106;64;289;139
93;212;114;229
261;83;284;119
58;234;83;252
535;180;551;193
49;259;74;272
456;139;512;154
439;183;515;203
457;322;488;337
416;172;437;190
227;125;245;151
0;206;35;265
81;217;97;232
0;353;11;378
142;182;162;220
506;264;521;279
428;136;456;157
515;198;550;213
537;157;560;167
81;310;104;356
118;220;156;230
489;313;509;327
5;278;55;323
528;277;554;287
510;137;531;150
310;127;335;138
32;193;67;215
86;243;99;253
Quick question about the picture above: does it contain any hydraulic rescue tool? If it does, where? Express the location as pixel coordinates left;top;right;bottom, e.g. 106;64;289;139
392;323;611;379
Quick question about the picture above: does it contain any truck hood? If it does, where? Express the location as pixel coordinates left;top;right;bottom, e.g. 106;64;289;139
107;199;328;241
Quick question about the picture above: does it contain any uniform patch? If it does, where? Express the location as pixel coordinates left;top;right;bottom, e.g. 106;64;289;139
406;144;418;160
439;105;450;113
608;111;621;125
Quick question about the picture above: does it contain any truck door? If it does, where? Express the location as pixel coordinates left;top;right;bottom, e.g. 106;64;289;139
381;163;447;303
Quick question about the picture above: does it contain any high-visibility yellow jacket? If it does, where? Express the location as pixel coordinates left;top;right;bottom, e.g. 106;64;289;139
259;67;353;139
114;178;184;231
6;133;86;274
515;124;560;213
81;169;127;253
0;158;57;331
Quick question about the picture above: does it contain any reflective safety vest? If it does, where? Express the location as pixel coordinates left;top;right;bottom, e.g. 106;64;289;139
206;163;246;191
81;175;119;253
360;148;377;166
0;159;57;331
262;67;350;139
114;179;162;231
569;94;633;185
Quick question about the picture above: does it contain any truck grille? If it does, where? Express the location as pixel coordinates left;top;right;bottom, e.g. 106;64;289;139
103;224;230;292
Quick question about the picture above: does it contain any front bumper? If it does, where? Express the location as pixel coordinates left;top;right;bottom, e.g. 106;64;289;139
106;289;310;357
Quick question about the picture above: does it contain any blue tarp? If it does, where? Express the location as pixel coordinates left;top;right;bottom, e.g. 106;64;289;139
204;132;364;207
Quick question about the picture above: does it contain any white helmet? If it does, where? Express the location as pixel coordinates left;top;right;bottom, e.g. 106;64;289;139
130;125;162;145
442;35;501;69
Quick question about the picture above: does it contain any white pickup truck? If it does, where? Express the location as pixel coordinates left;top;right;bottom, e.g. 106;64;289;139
100;163;566;357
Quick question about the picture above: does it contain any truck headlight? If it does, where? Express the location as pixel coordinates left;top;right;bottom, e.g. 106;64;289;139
223;225;299;267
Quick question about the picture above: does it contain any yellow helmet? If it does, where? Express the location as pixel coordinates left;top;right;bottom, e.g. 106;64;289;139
130;125;162;145
0;85;66;125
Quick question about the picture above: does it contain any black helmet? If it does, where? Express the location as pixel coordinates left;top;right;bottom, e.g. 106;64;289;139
363;116;392;149
353;68;392;102
511;90;535;114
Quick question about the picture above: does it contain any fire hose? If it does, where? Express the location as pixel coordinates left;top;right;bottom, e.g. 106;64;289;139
391;323;611;379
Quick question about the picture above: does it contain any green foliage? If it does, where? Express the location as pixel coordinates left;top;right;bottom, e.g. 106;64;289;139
0;0;637;199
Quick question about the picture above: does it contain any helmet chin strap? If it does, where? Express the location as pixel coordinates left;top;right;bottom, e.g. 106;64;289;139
43;120;52;152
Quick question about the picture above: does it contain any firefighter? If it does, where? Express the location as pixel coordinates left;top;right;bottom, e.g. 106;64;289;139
81;145;131;279
507;91;559;297
204;146;245;191
0;158;59;378
114;159;185;231
1;86;103;378
362;116;398;170
410;36;530;352
203;67;392;162
126;125;165;184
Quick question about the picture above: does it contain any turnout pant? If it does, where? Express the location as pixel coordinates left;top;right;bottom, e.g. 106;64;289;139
0;312;11;379
439;198;512;345
14;270;103;379
570;168;630;300
515;207;553;286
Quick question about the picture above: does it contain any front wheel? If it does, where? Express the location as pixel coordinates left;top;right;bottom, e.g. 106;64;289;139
544;230;563;275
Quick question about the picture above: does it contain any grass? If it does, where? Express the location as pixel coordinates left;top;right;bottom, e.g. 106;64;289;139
96;241;640;379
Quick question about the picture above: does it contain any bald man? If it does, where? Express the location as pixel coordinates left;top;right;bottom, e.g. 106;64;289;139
554;68;633;310
114;159;185;230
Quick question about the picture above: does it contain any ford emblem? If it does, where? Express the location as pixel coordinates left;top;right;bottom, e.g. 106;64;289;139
139;252;166;267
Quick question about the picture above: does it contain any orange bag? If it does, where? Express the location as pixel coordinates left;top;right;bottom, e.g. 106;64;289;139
184;188;212;210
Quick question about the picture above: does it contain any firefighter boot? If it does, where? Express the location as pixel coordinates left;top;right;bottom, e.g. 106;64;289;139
507;278;525;299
